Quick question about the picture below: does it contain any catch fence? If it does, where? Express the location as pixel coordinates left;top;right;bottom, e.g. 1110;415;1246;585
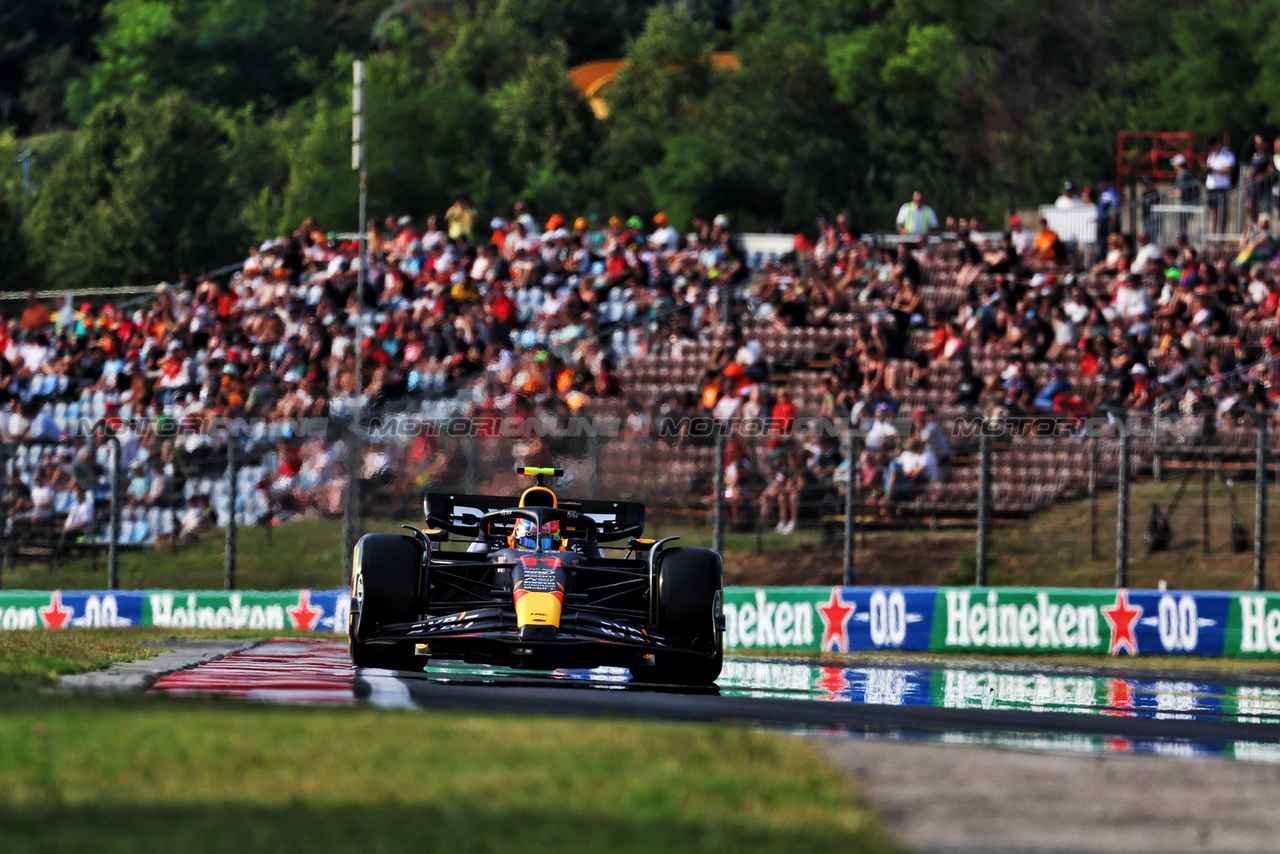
4;406;1275;595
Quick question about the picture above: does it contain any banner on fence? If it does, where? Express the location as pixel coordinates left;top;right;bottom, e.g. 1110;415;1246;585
723;586;1280;658
3;585;1279;659
0;589;350;633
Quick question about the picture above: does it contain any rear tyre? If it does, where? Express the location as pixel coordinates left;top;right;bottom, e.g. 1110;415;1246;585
349;533;425;671
649;547;723;686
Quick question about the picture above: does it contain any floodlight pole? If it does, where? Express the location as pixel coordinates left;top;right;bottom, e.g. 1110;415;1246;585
343;59;367;585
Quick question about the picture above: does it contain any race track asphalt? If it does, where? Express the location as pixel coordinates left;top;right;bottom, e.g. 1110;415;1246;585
150;639;1280;748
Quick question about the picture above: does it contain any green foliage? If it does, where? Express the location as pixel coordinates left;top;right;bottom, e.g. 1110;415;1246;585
646;35;862;232
498;0;652;67
0;0;103;132
430;2;530;91
491;42;599;187
0;164;33;291
595;2;715;214
25;92;245;289
64;0;379;121
277;53;515;234
13;0;1280;281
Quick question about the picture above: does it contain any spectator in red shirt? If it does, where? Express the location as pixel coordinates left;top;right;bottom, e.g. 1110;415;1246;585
771;387;797;437
20;292;51;332
490;283;516;327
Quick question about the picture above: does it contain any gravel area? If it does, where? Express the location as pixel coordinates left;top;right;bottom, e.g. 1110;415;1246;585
817;736;1280;854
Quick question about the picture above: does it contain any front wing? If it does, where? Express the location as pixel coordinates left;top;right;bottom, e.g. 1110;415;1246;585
362;607;714;670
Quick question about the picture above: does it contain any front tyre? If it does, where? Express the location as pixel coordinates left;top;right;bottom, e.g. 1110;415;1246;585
348;533;425;671
649;547;724;686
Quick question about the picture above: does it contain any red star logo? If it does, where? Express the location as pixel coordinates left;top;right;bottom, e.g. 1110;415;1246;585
817;588;855;652
1102;589;1143;656
1103;678;1135;716
816;666;849;701
287;590;323;632
39;590;73;629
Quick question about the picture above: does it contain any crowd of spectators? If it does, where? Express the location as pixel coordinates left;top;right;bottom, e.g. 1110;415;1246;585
653;152;1280;530
8;143;1280;550
0;199;751;553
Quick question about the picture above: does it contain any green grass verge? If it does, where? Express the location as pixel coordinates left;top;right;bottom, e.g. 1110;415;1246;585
0;702;905;854
0;630;905;854
0;627;351;692
0;629;162;692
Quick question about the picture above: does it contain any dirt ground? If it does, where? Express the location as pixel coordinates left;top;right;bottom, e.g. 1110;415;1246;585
818;737;1280;854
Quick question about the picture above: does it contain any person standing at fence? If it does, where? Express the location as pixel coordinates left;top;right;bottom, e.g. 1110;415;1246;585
1055;182;1087;208
1170;154;1201;208
1203;139;1235;236
896;191;937;239
1095;178;1120;262
1246;134;1270;223
1270;139;1280;220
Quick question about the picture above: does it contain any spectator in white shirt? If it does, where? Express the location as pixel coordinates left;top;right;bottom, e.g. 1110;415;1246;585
1130;231;1161;277
25;471;55;528
1055;182;1088;208
1203;139;1236;234
63;484;94;535
4;400;30;441
1008;215;1035;256
911;408;950;459
649;212;679;253
896;191;938;237
883;437;938;504
1114;274;1153;320
863;403;900;452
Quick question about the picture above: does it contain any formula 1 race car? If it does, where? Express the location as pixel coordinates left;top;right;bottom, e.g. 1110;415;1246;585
347;467;724;685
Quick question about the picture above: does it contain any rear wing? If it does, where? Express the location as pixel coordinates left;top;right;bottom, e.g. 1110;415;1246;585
424;492;645;541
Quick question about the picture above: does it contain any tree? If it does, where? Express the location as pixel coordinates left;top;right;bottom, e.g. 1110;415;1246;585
276;53;515;233
594;2;715;214
25;92;244;289
498;0;652;67
490;41;599;210
646;34;864;231
0;133;33;290
0;0;104;133
65;0;383;120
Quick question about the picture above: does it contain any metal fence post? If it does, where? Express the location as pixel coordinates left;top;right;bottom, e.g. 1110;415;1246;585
712;424;726;556
1257;421;1268;591
1202;469;1211;554
843;427;859;586
106;430;121;591
1152;414;1163;482
588;430;602;498
0;441;8;587
342;421;361;586
1089;431;1099;560
1116;428;1131;588
225;437;237;591
976;429;991;586
464;431;478;494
